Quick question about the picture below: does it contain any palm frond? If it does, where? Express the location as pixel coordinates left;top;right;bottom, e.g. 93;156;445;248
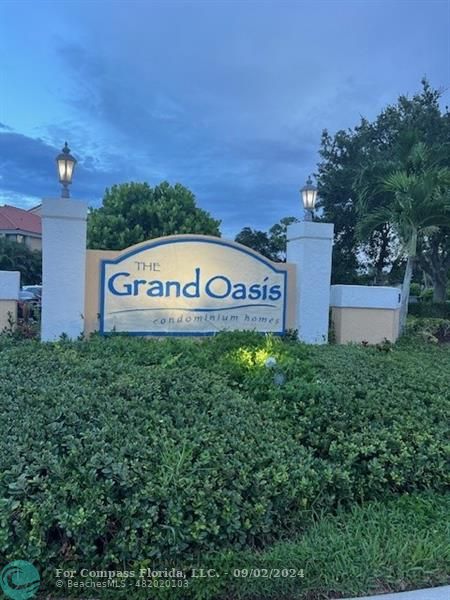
357;206;393;240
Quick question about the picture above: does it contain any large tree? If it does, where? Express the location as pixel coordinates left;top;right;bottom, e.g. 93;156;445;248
317;79;450;290
0;238;41;285
417;229;450;301
87;181;221;250
235;217;298;262
358;143;450;332
235;227;275;260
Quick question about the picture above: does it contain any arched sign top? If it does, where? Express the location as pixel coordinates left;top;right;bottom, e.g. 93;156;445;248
104;234;285;272
99;234;290;336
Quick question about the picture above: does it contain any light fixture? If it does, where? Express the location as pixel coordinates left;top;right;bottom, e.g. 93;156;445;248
56;142;77;198
300;175;318;221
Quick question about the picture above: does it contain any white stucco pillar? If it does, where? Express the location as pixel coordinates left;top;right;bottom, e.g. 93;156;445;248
0;271;20;331
286;221;334;344
41;198;88;341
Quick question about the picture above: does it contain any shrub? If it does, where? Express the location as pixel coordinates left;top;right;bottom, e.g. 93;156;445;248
408;302;450;319
0;337;322;585
419;288;434;302
409;282;422;297
0;333;449;595
405;317;450;343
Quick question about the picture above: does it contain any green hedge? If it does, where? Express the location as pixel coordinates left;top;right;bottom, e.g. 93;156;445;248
0;333;449;595
408;302;450;319
406;317;450;343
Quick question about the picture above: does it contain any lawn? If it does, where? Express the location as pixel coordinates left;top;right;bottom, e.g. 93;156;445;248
0;330;449;599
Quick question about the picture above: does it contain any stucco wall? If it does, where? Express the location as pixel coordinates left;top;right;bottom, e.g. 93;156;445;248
287;221;334;344
330;285;401;344
41;198;88;341
0;270;20;332
84;249;118;336
0;301;17;332
331;307;400;344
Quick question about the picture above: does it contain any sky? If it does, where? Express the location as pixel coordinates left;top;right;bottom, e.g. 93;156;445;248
0;0;449;238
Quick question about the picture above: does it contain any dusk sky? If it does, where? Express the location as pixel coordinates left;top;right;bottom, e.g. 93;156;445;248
0;0;449;237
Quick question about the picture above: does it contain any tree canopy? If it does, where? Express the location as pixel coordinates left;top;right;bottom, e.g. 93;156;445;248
357;142;450;330
0;238;42;285
87;181;221;250
317;79;450;293
235;217;298;262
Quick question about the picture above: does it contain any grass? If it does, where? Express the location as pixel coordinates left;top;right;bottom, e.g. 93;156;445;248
146;492;450;600
39;492;449;599
210;492;450;600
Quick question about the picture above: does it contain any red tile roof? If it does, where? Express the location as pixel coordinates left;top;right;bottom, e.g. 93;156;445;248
0;205;42;235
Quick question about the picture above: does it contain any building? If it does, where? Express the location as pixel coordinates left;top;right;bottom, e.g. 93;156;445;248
0;205;42;251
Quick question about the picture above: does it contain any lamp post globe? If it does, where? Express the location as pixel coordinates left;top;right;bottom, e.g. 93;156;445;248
56;142;77;198
301;176;318;221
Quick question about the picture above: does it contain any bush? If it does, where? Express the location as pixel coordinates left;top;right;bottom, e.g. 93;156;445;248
0;333;449;596
0;336;320;579
409;282;422;297
408;302;450;319
405;317;450;343
419;288;434;302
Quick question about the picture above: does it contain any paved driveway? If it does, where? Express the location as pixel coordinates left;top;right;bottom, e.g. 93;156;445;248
342;586;450;600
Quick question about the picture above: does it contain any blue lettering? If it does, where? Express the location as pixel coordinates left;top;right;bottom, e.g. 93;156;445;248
165;281;181;297
147;281;164;297
248;284;262;300
133;279;147;296
231;283;246;300
107;268;283;305
268;285;282;301
261;277;269;300
183;268;200;298
108;272;132;296
206;275;232;299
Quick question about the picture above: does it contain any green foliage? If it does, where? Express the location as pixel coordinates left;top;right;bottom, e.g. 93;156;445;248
417;227;450;302
87;181;221;250
0;237;41;284
175;492;450;600
235;227;274;259
420;287;434;302
0;333;449;598
405;317;450;343
358;158;450;252
235;217;298;262
317;79;450;285
1;307;40;340
408;302;450;319
357;141;450;331
409;282;422;296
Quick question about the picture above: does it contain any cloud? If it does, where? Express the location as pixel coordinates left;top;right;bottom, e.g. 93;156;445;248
1;0;448;235
52;36;318;231
0;131;130;204
0;190;41;210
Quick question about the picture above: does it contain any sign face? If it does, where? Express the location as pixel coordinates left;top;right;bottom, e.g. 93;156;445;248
99;236;288;336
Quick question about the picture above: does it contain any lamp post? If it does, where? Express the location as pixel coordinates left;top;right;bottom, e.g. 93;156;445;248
56;142;77;198
300;176;318;221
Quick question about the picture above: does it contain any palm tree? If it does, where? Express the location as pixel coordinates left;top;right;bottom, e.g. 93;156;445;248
358;143;450;333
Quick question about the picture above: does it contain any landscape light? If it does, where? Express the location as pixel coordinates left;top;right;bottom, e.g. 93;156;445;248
56;142;77;198
301;176;318;221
